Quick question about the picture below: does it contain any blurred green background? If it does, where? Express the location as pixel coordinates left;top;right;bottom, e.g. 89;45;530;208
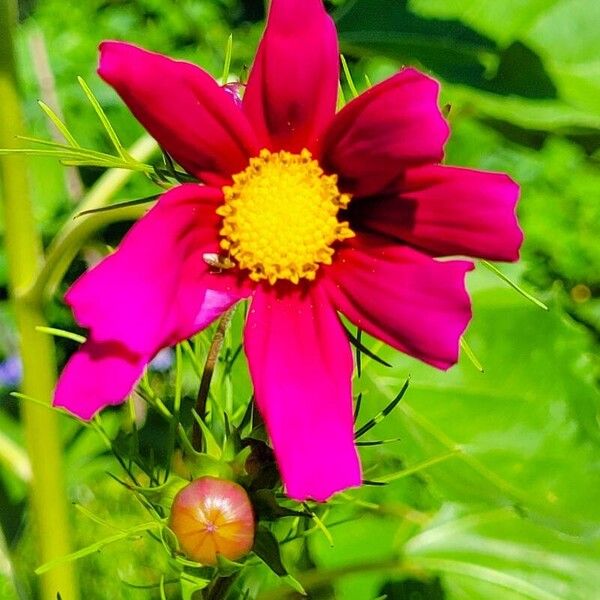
1;0;599;598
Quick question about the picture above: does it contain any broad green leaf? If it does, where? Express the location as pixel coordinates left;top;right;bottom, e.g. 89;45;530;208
335;0;498;88
254;527;288;577
309;504;403;600
338;0;600;131
361;284;600;534
336;0;559;102
411;0;600;117
406;505;600;600
408;0;560;46
254;527;306;595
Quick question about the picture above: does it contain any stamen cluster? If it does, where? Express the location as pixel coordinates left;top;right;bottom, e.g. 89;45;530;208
217;149;354;284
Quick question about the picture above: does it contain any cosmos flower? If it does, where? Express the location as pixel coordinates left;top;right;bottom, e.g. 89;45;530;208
54;0;522;501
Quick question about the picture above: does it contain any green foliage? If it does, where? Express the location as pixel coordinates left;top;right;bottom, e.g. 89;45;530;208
1;0;599;598
309;278;600;599
337;0;600;130
0;528;19;600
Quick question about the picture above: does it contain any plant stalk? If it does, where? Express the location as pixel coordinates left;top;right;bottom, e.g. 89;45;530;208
26;134;158;303
257;558;411;600
192;308;236;450
0;1;79;598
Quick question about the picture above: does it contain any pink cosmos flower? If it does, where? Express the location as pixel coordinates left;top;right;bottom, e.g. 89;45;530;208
54;0;522;502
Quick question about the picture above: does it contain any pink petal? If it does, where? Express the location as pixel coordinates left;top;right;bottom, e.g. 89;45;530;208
243;0;339;152
56;184;250;420
54;340;147;420
66;184;248;356
324;235;474;369
244;285;361;502
320;68;449;197
354;165;523;261
98;41;259;185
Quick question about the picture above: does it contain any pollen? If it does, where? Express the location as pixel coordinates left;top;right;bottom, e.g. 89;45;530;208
217;149;354;285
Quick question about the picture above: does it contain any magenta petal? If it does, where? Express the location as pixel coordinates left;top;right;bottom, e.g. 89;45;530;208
243;0;339;151
356;165;523;261
98;41;259;184
54;340;147;420
320;68;449;197
325;235;474;369
66;184;248;356
244;285;361;502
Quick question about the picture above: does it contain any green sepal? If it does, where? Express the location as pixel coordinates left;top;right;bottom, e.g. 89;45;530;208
110;474;188;508
215;553;245;576
230;445;252;478
181;576;210;600
222;427;243;462
183;452;234;481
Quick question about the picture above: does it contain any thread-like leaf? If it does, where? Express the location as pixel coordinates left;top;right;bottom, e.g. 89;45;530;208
460;337;484;373
344;325;392;368
37;100;79;147
353;392;363;423
355;379;410;439
341;54;359;98
356;437;402;447
481;260;548;310
78;76;130;160
35;326;86;344
74;195;158;219
373;451;460;484
221;34;234;83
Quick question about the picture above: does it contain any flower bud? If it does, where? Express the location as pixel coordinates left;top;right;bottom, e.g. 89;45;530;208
169;477;255;565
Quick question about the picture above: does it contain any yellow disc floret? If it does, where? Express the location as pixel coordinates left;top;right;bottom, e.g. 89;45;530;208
217;149;354;285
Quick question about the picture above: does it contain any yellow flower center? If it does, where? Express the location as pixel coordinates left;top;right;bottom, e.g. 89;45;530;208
217;149;354;285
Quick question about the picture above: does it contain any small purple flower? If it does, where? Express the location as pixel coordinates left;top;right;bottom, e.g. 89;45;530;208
222;82;245;107
0;355;23;388
149;347;174;372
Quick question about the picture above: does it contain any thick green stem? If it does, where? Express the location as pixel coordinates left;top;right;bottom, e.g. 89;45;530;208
0;2;79;598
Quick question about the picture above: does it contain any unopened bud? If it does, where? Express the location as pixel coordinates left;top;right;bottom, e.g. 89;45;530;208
169;477;255;565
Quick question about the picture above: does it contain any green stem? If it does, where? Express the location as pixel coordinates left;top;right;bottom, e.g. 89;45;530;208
26;134;158;303
0;1;79;598
257;558;411;600
192;307;236;450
